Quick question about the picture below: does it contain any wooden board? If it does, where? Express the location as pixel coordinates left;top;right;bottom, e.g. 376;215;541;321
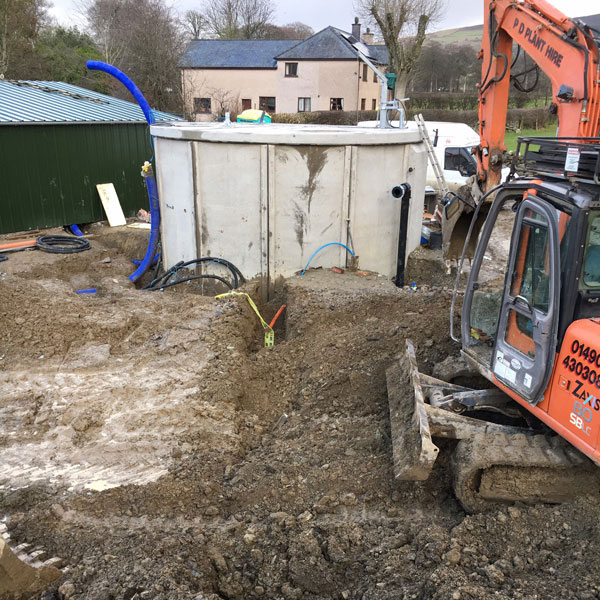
126;222;151;230
96;183;126;227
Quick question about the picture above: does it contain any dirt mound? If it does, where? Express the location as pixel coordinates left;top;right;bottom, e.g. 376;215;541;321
0;232;599;600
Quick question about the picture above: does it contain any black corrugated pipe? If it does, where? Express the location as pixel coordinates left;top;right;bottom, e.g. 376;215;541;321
392;183;411;287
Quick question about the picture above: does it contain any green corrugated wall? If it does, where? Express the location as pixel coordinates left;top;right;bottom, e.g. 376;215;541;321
0;123;154;234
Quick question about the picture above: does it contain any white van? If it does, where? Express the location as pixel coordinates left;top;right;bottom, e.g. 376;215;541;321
358;120;506;195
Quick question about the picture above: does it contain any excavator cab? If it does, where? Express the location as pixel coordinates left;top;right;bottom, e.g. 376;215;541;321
461;183;563;403
387;139;600;512
461;139;600;409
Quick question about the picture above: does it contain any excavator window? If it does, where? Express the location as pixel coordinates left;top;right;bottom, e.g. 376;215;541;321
505;208;551;358
467;197;518;364
581;212;600;289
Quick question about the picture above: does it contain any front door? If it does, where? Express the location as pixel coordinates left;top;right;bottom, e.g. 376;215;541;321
492;196;560;403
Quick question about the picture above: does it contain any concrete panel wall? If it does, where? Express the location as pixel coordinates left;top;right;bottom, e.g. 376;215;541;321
154;138;197;269
270;145;347;279
193;142;266;283
153;123;426;297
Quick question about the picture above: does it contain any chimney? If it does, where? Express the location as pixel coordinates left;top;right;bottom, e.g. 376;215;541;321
362;27;374;45
352;17;361;41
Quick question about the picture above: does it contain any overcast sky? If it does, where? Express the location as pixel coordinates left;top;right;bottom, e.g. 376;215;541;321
49;0;599;33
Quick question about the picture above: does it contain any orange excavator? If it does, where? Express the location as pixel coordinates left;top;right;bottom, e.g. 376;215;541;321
388;0;600;511
442;0;600;261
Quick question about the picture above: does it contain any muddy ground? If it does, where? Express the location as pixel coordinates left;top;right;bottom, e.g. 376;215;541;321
1;224;599;600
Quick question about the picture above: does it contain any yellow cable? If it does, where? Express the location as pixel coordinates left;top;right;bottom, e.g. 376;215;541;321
216;291;274;348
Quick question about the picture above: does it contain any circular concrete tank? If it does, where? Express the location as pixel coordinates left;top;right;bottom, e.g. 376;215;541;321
150;122;426;294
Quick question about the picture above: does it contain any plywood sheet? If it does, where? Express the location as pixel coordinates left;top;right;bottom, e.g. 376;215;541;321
97;183;126;227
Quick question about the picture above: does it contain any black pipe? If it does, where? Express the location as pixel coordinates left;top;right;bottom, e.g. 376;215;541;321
392;183;411;287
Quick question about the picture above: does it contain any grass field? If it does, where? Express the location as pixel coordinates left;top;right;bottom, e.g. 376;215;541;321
504;123;558;153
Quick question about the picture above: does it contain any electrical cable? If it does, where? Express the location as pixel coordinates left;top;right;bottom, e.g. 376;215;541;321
143;257;244;292
36;235;90;254
145;274;233;292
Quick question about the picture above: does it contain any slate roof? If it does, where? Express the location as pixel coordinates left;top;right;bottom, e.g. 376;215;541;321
0;80;182;124
367;45;388;64
179;27;388;69
179;39;300;68
275;27;359;60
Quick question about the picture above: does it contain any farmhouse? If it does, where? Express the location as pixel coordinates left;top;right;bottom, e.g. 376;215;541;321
180;20;388;120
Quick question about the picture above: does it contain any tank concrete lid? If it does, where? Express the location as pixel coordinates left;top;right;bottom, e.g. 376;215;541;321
149;122;422;146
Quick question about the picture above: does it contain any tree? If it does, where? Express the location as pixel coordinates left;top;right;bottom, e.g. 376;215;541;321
36;26;105;88
184;9;207;39
202;0;274;39
355;0;445;98
0;0;48;78
82;0;185;112
263;21;313;40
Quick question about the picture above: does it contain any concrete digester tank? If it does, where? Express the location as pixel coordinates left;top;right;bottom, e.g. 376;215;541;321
149;122;426;294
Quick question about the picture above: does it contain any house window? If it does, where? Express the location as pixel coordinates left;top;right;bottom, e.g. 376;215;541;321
372;98;376;110
362;64;368;80
373;71;377;83
193;97;211;114
285;62;298;77
242;98;252;111
330;98;343;111
361;98;366;110
298;97;311;112
259;96;276;113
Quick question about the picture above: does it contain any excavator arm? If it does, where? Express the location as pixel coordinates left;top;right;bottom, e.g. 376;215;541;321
478;0;600;189
443;0;600;260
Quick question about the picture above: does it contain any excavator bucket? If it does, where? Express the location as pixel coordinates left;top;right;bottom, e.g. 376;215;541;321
442;185;490;262
385;340;439;480
0;535;61;599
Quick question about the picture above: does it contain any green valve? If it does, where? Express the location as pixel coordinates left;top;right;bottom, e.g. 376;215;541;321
386;73;397;90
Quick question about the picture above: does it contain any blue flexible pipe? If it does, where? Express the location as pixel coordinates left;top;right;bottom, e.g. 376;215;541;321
129;168;160;283
300;242;355;276
86;61;155;125
86;61;159;283
68;224;84;237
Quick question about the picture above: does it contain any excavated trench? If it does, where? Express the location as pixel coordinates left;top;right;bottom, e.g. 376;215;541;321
1;226;600;600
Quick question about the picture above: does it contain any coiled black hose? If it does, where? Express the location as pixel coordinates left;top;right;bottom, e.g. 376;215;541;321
143;257;245;292
36;235;91;254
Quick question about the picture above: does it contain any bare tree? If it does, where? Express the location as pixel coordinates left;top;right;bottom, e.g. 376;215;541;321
184;9;207;39
355;0;445;98
83;0;185;112
209;86;240;118
263;21;313;40
203;0;274;39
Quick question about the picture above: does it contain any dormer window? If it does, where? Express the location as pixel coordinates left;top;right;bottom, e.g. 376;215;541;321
285;62;298;77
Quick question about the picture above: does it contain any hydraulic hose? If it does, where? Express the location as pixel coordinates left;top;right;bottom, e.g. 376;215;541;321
86;61;155;126
86;61;160;283
129;164;160;283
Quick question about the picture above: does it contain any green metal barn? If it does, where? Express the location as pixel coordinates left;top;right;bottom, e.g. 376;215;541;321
0;80;181;234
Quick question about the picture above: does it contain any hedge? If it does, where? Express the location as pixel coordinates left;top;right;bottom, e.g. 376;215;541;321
271;107;555;131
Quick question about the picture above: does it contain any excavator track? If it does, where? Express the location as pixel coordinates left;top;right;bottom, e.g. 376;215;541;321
452;432;600;513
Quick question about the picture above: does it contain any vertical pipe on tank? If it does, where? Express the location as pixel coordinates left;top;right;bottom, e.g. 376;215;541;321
392;183;411;287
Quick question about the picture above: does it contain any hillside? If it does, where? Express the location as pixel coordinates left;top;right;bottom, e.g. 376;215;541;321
428;13;600;47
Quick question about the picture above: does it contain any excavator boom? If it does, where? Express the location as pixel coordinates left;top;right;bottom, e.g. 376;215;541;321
442;0;600;261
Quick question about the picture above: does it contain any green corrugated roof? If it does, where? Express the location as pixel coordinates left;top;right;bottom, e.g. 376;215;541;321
0;80;183;124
